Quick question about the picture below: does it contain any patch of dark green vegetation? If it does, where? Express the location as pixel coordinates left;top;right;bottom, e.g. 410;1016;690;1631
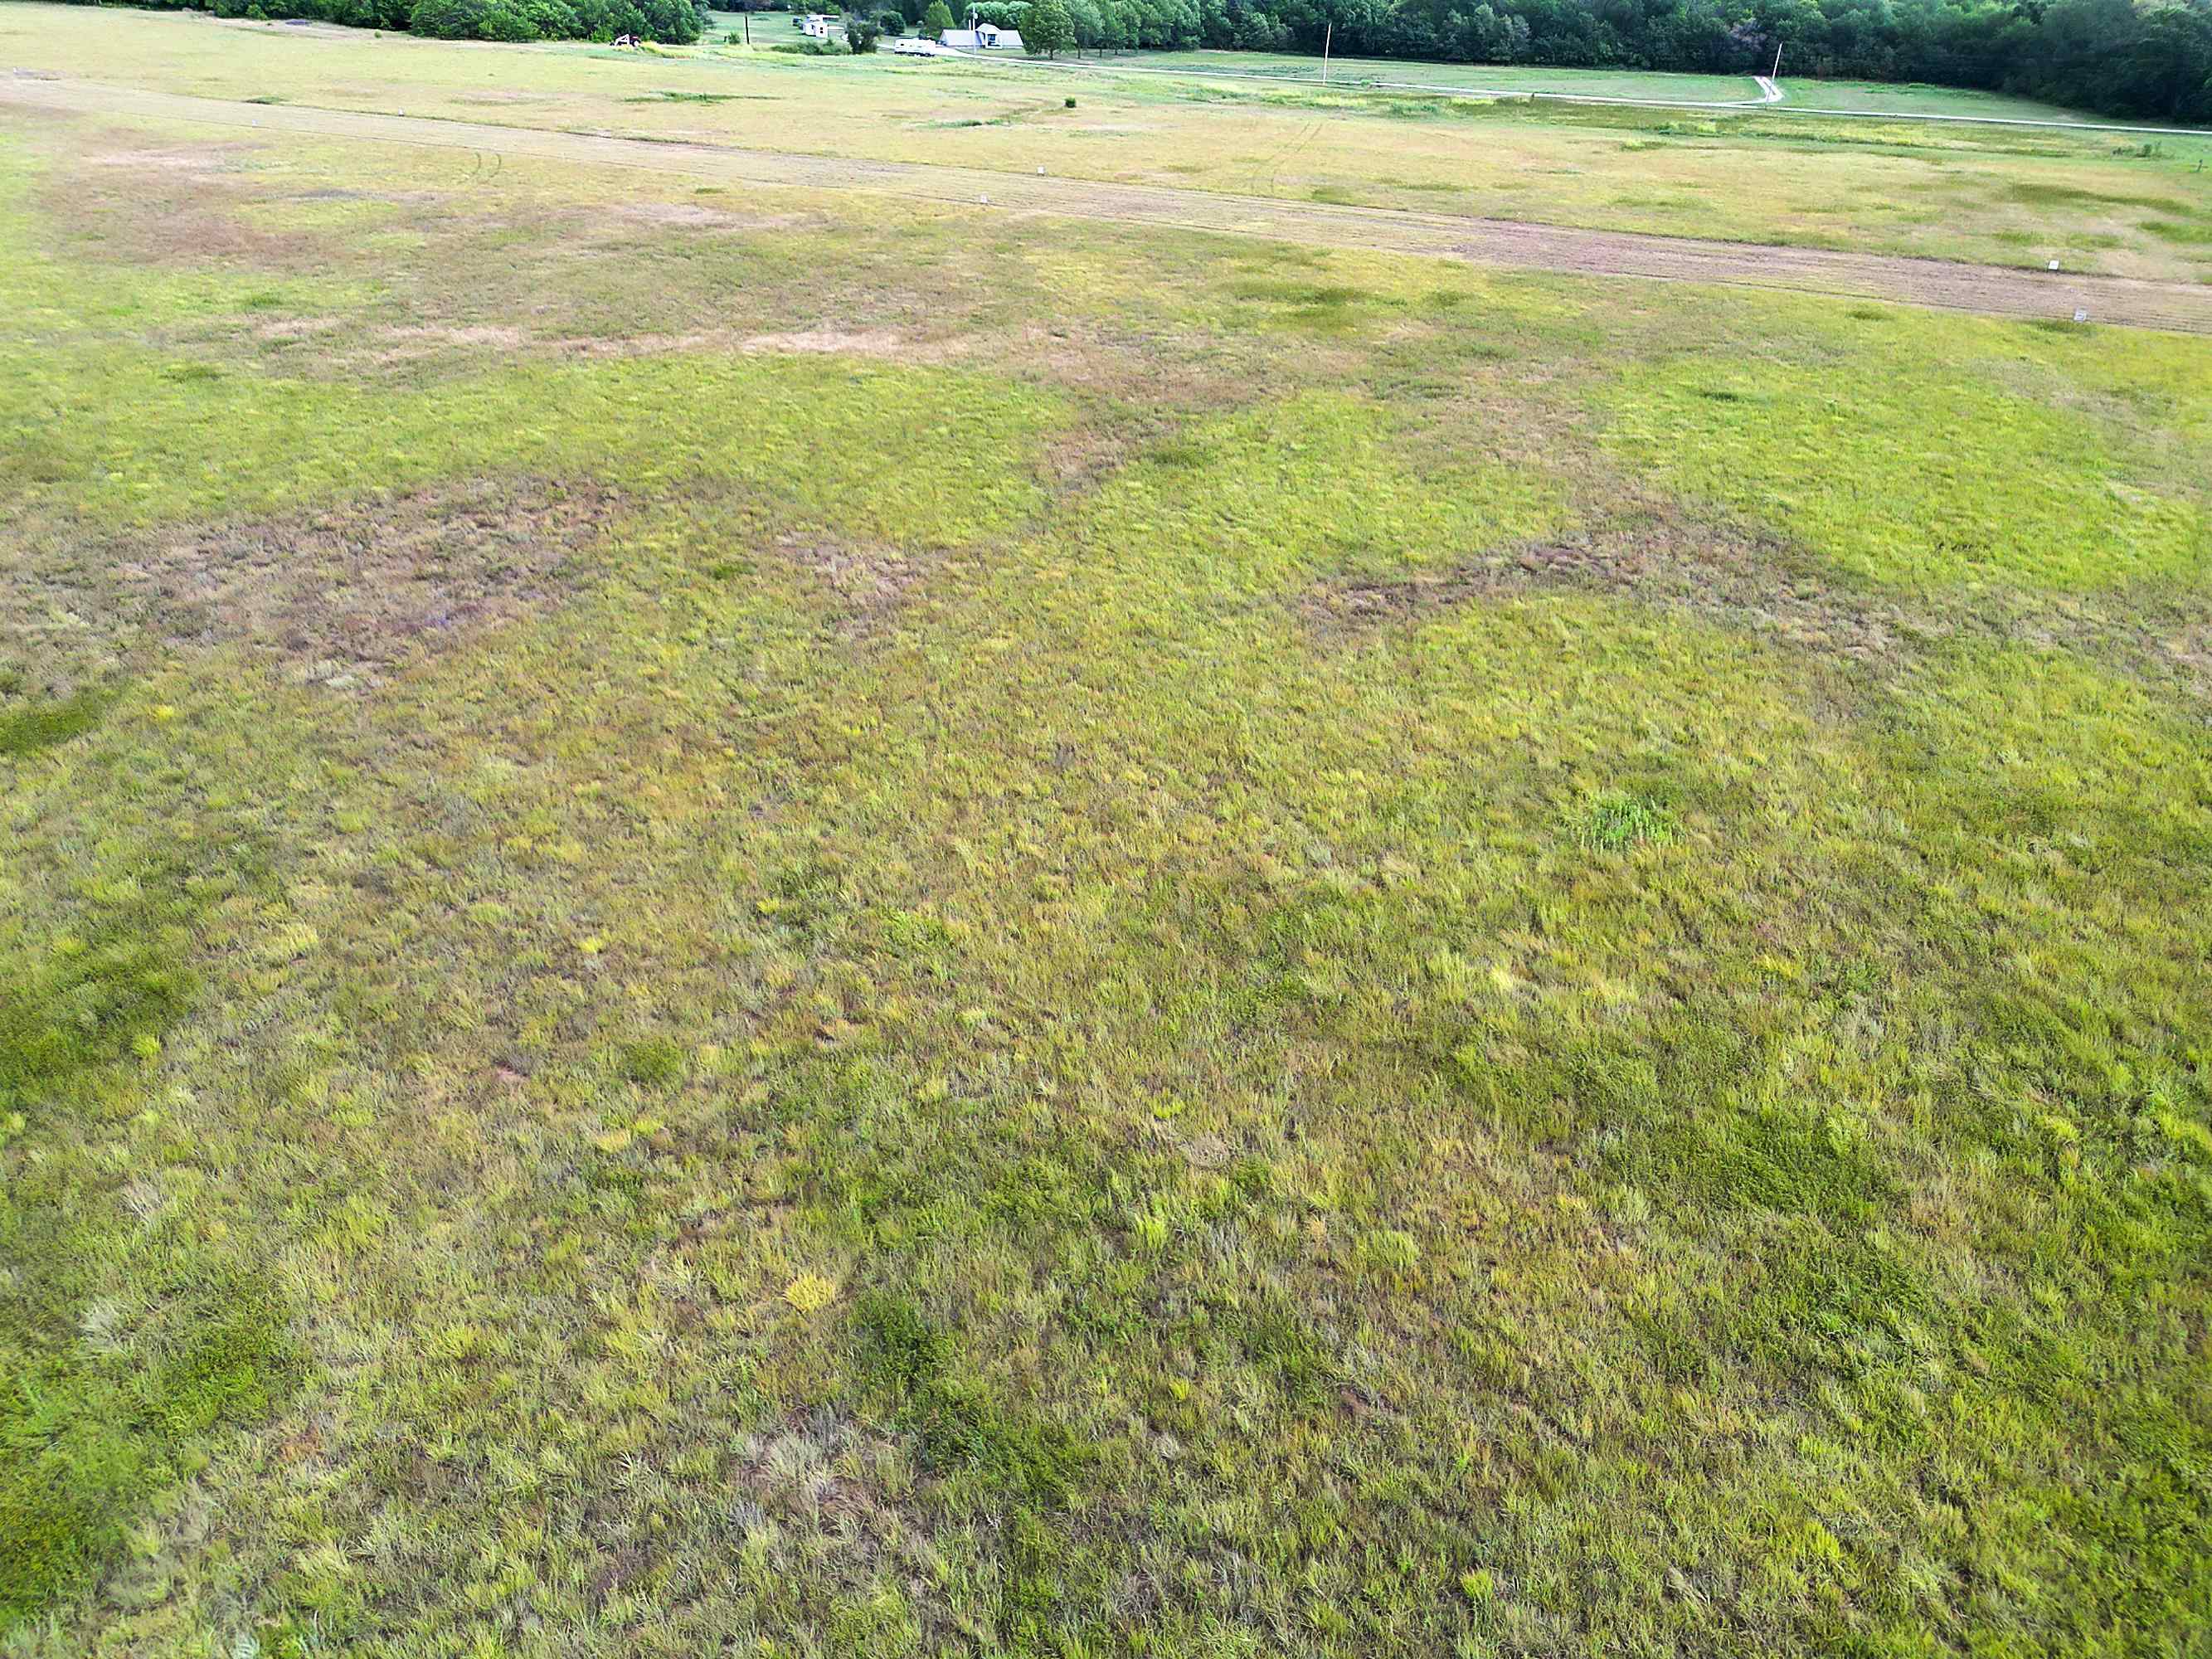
0;1263;294;1624
1;854;294;1631
626;90;760;104
853;1292;1092;1508
0;922;188;1114
2142;218;2212;246
761;854;846;936
1232;1292;1339;1405
2005;181;2190;212
0;687;114;761
615;1035;687;1086
1229;279;1406;333
1574;790;1679;850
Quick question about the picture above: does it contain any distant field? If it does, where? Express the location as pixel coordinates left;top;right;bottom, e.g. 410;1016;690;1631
1020;50;2207;129
1781;75;2203;126
941;41;2212;130
6;8;2210;285
1062;50;1770;105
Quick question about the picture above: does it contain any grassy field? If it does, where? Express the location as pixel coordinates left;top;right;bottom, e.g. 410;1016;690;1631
5;7;2212;285
1121;54;2205;127
1778;76;2202;125
1043;51;1770;105
5;14;2212;1659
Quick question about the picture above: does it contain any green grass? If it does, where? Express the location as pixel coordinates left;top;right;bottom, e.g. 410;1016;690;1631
1602;333;2212;590
1782;76;2205;127
1113;50;1772;104
2;33;2211;1659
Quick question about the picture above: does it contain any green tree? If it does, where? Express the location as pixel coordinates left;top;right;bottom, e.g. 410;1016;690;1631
921;0;954;32
409;0;488;36
1023;0;1072;51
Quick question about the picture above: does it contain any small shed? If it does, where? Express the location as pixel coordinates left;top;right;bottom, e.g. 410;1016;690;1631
941;22;1023;47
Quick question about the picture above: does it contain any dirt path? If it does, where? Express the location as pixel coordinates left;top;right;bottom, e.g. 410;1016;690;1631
10;72;2212;333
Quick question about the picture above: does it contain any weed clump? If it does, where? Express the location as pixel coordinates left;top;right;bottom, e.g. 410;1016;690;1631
1575;791;1679;851
615;1037;686;1087
0;688;113;761
854;1293;1091;1507
0;927;189;1112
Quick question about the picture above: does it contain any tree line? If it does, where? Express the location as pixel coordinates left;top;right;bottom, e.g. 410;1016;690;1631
59;0;704;45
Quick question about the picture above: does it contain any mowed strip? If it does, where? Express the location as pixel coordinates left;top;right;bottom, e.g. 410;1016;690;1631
10;72;2212;333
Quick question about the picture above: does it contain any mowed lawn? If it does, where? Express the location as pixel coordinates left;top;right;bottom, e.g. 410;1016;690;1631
3;26;2212;1659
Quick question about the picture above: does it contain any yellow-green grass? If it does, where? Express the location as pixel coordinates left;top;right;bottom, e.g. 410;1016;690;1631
1089;49;1769;104
3;49;2212;1659
1782;76;2209;127
1603;325;2212;591
7;4;2212;284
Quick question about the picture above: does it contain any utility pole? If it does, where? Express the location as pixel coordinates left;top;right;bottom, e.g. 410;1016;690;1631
1771;38;1782;79
1322;21;1332;86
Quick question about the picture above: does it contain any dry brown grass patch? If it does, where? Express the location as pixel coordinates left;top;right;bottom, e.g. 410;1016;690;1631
83;479;621;688
37;128;328;273
739;327;955;361
774;534;929;636
1302;503;1913;664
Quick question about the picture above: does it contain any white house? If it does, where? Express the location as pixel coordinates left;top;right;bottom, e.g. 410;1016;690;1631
940;22;1023;48
800;12;831;37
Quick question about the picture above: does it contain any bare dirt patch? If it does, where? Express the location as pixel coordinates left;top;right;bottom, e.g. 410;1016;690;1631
74;480;620;688
2164;623;2212;694
359;325;958;366
608;199;741;227
1302;503;1914;663
1302;495;2212;706
84;147;240;174
38;129;325;273
774;534;928;636
739;327;950;360
377;323;532;353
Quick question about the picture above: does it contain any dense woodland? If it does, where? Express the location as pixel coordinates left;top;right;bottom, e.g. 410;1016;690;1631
56;0;2212;129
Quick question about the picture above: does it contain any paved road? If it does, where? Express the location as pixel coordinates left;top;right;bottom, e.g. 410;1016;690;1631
10;73;2211;333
